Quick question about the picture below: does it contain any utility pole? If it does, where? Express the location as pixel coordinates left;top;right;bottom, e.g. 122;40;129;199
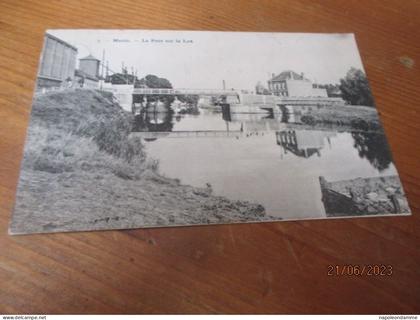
131;67;134;85
101;49;105;79
100;49;105;90
121;62;129;84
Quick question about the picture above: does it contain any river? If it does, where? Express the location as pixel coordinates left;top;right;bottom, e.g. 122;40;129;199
133;109;398;219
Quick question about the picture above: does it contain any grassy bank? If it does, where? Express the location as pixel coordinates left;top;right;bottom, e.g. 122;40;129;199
299;104;383;131
11;89;269;234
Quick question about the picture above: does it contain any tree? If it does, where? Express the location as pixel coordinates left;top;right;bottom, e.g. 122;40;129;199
106;72;136;85
339;68;375;106
316;83;342;97
134;74;174;104
255;81;270;95
135;74;172;89
106;72;173;89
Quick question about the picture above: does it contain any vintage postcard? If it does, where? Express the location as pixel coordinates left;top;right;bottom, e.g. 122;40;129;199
10;30;411;234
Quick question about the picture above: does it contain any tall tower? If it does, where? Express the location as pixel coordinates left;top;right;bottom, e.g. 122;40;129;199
79;54;100;79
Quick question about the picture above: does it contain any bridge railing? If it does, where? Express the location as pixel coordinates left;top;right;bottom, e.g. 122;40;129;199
132;88;239;95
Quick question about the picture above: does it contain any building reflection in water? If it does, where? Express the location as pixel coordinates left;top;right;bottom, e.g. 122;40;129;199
276;130;336;158
132;108;395;175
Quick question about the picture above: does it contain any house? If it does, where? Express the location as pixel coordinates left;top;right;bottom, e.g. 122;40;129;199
267;71;328;98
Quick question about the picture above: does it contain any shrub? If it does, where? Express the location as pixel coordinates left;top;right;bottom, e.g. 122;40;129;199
301;115;316;125
350;118;369;130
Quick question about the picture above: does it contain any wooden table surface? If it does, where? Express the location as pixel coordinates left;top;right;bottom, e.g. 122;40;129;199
1;0;419;314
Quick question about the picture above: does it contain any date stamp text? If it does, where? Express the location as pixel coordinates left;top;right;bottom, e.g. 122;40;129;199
327;264;393;276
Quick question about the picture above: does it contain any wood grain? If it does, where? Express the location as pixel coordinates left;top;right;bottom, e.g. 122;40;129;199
0;0;419;314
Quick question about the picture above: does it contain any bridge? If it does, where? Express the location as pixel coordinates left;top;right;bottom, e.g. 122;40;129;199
132;88;239;96
102;84;345;111
130;87;344;107
102;84;240;110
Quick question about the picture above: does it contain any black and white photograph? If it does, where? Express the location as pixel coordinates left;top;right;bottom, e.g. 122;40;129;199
9;30;411;234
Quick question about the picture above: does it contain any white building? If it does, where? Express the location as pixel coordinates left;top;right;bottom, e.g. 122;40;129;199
267;71;328;98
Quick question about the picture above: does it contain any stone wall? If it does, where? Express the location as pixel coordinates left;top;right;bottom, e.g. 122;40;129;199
319;175;411;216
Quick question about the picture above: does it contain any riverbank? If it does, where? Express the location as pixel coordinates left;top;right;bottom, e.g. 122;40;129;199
319;176;410;216
10;89;270;234
299;104;383;131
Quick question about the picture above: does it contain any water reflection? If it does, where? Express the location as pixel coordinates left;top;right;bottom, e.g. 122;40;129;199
138;109;398;218
351;131;393;172
133;109;394;172
276;130;335;158
133;112;174;133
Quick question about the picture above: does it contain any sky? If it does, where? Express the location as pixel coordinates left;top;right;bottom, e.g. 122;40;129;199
49;30;365;90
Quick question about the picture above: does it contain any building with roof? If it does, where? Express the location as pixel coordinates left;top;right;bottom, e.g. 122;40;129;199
267;71;328;98
79;54;100;79
37;33;78;88
74;54;101;89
